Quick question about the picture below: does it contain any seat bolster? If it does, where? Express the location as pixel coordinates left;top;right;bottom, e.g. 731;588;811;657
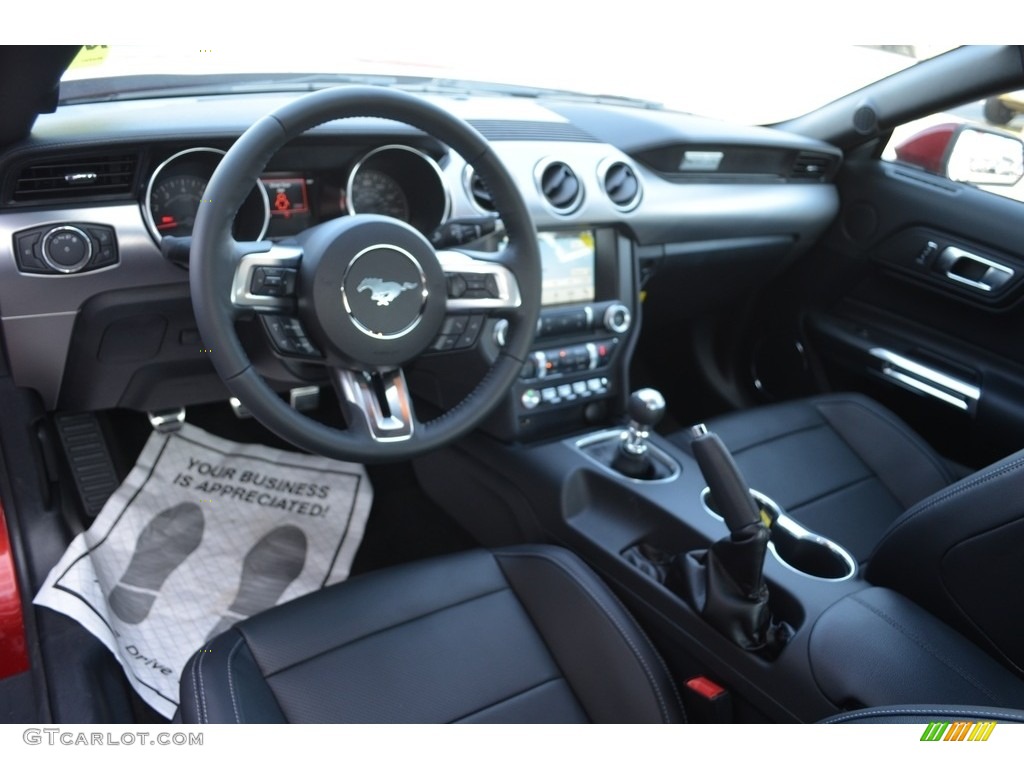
868;449;1024;674
494;545;684;724
821;704;1024;724
179;629;286;724
808;587;1024;710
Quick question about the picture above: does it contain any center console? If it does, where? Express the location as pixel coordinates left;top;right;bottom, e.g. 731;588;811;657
415;385;1024;722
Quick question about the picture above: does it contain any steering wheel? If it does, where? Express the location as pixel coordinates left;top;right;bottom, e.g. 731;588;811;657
189;86;541;462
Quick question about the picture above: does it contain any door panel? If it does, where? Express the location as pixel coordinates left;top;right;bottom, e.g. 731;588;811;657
782;156;1024;468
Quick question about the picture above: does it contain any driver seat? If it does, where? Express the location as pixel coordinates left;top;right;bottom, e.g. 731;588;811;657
179;545;684;723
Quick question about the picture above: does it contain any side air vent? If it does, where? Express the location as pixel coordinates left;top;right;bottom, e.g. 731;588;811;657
463;166;496;212
790;151;837;181
536;159;583;214
12;154;138;203
600;159;641;210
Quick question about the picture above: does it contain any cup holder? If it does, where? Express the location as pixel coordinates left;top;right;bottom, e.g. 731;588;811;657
700;488;857;581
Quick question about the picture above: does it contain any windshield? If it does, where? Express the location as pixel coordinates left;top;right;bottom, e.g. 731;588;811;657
60;43;956;125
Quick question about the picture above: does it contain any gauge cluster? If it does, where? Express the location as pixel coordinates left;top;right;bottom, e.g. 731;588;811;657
143;143;451;245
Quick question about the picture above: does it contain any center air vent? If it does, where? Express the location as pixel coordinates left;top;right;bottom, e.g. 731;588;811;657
463;166;496;212
12;154;138;203
535;159;583;214
600;159;642;210
790;151;837;181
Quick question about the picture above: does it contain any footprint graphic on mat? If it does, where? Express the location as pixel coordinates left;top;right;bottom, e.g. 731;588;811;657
205;525;307;642
108;502;205;624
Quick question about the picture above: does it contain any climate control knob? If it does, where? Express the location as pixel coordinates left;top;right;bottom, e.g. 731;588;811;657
603;303;631;334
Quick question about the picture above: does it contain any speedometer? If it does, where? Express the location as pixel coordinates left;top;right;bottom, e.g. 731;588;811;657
345;145;450;235
348;169;410;221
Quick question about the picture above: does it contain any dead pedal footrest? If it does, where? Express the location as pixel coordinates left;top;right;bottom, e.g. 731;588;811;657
54;413;121;518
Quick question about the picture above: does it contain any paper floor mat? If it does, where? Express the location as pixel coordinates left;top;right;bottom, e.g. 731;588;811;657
35;422;373;719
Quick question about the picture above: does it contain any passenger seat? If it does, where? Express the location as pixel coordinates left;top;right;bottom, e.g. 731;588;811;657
665;393;961;564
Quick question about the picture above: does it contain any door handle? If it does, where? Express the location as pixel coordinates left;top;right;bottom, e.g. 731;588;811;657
935;246;1014;292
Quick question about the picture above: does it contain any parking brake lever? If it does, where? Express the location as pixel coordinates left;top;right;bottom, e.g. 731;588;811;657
689;424;764;534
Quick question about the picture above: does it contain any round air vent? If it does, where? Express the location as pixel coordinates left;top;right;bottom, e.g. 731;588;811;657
463;166;496;212
535;159;583;214
599;159;641;211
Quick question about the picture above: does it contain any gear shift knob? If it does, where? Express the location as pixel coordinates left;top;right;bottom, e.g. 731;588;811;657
613;388;666;479
627;388;666;428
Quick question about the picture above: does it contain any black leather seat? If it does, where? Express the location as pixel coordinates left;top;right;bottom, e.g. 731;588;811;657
179;545;684;723
668;392;1024;676
822;704;1024;725
667;393;959;563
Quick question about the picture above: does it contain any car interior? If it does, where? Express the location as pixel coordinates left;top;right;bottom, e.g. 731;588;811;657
4;44;1024;725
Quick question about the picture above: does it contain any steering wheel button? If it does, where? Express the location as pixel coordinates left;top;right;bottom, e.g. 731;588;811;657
453;332;476;349
454;315;485;349
294;337;320;356
484;274;500;297
431;334;457;352
441;316;469;335
251;266;296;297
275;335;298;353
447;274;468;298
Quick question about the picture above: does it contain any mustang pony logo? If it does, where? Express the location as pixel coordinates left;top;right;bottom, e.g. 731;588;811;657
356;277;419;307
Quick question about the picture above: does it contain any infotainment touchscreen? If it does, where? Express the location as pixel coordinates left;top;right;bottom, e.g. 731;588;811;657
539;230;596;306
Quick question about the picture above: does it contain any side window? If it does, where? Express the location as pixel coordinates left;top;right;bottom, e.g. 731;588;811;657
882;93;1024;203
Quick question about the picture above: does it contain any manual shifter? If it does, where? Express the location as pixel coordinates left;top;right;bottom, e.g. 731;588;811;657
678;424;789;655
612;389;666;479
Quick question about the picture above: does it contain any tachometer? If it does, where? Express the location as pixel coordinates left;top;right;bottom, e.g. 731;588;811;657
143;147;269;243
149;175;207;238
348;168;410;221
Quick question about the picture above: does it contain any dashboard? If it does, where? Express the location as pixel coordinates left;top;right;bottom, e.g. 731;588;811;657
0;90;842;439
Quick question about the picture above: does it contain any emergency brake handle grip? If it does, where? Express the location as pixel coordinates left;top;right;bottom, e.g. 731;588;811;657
690;424;762;534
